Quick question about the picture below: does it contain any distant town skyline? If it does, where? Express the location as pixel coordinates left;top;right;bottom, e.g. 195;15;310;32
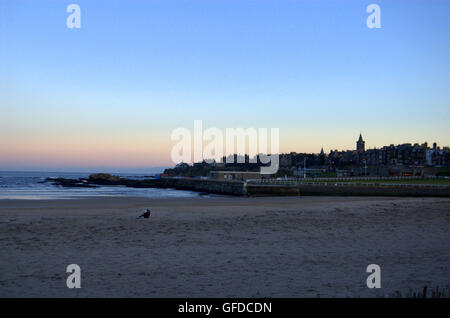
1;0;449;171
3;131;448;174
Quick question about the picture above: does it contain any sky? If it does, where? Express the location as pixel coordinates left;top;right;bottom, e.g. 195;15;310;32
1;0;449;172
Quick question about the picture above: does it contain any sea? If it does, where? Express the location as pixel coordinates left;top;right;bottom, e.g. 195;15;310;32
0;171;200;200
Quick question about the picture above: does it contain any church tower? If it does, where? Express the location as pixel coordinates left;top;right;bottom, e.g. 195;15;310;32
357;134;365;154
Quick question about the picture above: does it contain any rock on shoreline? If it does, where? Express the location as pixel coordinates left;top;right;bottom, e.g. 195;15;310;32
44;173;151;188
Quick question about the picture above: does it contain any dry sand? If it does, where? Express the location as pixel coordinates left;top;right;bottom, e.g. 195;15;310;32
0;196;449;297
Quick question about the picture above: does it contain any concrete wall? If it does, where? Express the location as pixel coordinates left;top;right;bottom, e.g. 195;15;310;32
296;184;450;197
245;184;300;196
122;177;450;197
245;183;450;197
147;178;246;196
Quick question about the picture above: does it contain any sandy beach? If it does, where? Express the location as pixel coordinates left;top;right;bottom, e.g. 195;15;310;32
0;196;449;297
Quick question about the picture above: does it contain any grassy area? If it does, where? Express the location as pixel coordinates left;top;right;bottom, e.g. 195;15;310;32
298;178;450;185
436;168;450;177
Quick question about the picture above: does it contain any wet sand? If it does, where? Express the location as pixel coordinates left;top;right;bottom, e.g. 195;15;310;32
0;196;449;297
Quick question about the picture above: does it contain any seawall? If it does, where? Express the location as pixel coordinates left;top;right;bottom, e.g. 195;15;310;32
120;178;450;197
244;184;300;196
152;179;450;197
295;184;450;197
125;177;247;196
159;178;246;196
50;175;450;197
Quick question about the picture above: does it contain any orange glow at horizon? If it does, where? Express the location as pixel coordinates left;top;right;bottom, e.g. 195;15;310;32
1;134;172;168
2;128;449;169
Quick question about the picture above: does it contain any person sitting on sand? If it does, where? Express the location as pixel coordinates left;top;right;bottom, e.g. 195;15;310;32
137;209;151;219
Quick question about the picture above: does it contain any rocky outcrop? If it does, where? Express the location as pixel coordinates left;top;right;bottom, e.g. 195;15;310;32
88;173;121;184
45;178;98;188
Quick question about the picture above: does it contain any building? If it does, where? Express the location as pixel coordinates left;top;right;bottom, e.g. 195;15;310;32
426;142;449;166
210;171;266;181
165;133;450;179
356;134;365;154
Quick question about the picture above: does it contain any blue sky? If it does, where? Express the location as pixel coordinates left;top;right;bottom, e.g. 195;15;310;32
0;0;449;171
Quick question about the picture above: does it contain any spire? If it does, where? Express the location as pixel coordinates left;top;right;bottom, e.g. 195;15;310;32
357;133;365;154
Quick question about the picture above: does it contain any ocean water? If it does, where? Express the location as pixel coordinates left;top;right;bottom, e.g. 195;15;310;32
0;171;200;200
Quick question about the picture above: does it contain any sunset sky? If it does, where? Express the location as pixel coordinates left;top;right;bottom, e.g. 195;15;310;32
1;0;449;172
